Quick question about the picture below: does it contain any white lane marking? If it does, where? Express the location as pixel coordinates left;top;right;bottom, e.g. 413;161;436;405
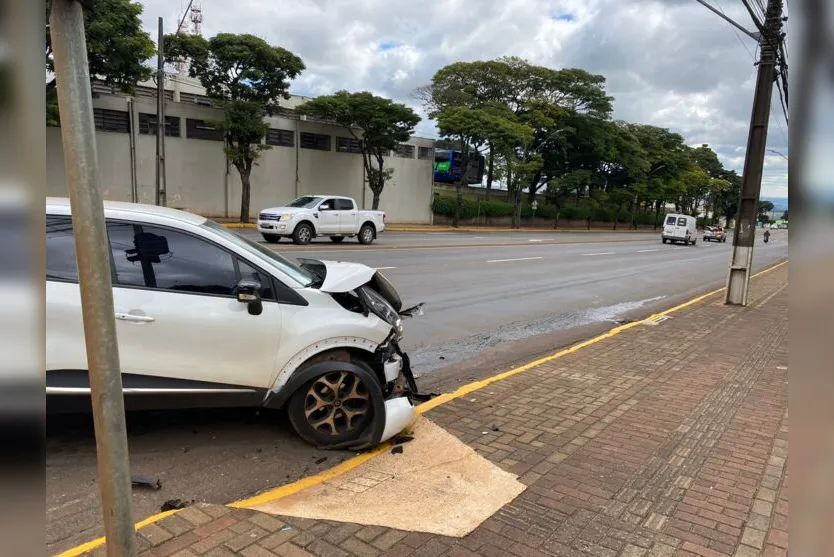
528;239;544;242
582;252;616;256
375;266;397;270
638;249;659;253
486;256;544;263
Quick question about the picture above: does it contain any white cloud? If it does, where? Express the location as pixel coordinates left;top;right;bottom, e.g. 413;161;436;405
139;0;789;195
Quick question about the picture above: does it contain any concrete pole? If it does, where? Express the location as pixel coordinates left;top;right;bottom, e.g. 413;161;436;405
725;0;783;306
49;2;137;555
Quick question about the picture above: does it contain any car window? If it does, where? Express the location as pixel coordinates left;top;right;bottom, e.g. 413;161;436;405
46;215;78;281
677;217;687;226
201;220;315;287
237;259;275;301
286;196;321;208
665;216;676;225
107;221;238;296
319;198;337;211
335;199;355;211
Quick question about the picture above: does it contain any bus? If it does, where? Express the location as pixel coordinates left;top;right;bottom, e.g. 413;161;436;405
433;149;485;184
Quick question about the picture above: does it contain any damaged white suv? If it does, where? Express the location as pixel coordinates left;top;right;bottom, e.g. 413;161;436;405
45;198;425;449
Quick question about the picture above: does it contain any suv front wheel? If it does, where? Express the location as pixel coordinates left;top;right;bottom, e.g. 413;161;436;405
287;362;381;448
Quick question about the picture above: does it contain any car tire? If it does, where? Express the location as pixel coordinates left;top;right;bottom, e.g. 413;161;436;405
662;238;668;244
292;223;313;245
262;234;280;244
287;363;378;448
330;236;345;243
358;224;375;245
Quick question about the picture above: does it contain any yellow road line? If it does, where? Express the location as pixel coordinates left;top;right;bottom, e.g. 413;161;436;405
54;258;787;556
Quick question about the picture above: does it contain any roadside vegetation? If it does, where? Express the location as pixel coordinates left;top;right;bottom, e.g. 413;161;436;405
46;0;743;226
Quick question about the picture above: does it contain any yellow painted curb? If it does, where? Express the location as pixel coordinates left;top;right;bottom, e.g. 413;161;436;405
215;222;651;233
54;259;787;556
54;510;180;557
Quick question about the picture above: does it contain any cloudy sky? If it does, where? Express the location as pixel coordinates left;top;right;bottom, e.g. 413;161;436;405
138;0;791;198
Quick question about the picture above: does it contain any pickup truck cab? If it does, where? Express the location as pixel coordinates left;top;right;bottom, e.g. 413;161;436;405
258;195;385;245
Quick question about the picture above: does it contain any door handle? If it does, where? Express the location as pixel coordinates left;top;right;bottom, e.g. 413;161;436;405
115;312;155;323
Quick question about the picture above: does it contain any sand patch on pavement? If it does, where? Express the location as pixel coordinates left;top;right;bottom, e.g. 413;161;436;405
248;416;526;537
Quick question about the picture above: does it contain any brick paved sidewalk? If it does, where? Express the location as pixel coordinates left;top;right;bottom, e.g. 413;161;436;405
86;265;789;557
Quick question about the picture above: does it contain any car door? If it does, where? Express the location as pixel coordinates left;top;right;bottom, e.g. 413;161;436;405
105;220;284;391
336;198;358;234
46;215;88;379
316;198;340;234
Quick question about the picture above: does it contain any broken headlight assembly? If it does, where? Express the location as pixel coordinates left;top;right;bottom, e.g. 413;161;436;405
359;285;403;339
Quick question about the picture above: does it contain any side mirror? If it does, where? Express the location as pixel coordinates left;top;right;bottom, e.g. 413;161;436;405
319;203;331;211
235;277;263;315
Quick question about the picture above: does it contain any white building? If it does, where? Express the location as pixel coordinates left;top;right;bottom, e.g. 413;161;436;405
46;75;435;223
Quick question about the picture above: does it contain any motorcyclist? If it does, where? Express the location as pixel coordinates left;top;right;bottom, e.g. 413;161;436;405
763;229;771;243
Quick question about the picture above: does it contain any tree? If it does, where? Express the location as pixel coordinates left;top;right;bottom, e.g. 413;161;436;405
781;210;788;221
165;33;305;222
45;0;155;125
296;91;420;210
435;106;533;226
758;200;775;221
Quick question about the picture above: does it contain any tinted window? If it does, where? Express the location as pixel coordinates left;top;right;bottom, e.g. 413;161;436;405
286;196;321;208
237;259;275;301
107;222;237;296
677;218;687;226
335;199;355;211
665;216;676;225
319;199;337;211
46;215;78;281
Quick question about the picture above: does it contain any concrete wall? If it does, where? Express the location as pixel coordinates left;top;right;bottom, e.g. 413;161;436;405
46;92;435;223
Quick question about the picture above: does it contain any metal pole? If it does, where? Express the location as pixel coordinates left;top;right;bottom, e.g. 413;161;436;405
724;0;783;306
127;97;138;203
49;2;137;556
155;17;167;206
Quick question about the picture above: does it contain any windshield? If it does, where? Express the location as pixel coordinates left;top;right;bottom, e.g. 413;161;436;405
202;220;315;287
285;196;322;209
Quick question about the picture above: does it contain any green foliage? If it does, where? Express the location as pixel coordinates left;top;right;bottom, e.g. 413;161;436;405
296;91;420;209
164;32;304;222
46;0;155;125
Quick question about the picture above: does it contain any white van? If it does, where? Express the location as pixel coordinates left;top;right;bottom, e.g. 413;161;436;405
662;213;698;245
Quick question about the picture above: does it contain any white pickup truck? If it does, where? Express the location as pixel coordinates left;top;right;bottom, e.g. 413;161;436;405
258;195;386;245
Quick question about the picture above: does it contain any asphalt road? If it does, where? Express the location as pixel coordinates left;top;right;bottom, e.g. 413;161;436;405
46;229;789;553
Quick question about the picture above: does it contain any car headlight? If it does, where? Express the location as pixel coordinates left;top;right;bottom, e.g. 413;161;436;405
359;286;403;337
282;213;294;220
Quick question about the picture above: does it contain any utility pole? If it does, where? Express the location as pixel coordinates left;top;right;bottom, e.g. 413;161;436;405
725;0;783;306
49;1;137;556
155;16;167;207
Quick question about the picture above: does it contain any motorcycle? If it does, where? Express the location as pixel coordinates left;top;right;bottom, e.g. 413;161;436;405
763;231;770;243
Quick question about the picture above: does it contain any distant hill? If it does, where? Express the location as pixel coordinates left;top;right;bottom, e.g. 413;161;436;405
762;197;788;213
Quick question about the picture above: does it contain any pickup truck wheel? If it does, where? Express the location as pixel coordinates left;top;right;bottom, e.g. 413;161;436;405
330;236;345;243
261;234;280;244
358;224;375;245
662;238;668;244
288;368;375;447
292;223;313;245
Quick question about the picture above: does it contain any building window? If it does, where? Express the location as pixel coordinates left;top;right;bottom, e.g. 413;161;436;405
300;132;331;151
186;118;224;141
138;113;181;137
418;146;434;160
93;108;130;133
335;137;362;154
394;144;415;159
266;128;294;147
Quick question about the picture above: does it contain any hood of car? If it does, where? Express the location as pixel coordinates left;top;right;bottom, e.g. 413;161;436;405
296;258;403;311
